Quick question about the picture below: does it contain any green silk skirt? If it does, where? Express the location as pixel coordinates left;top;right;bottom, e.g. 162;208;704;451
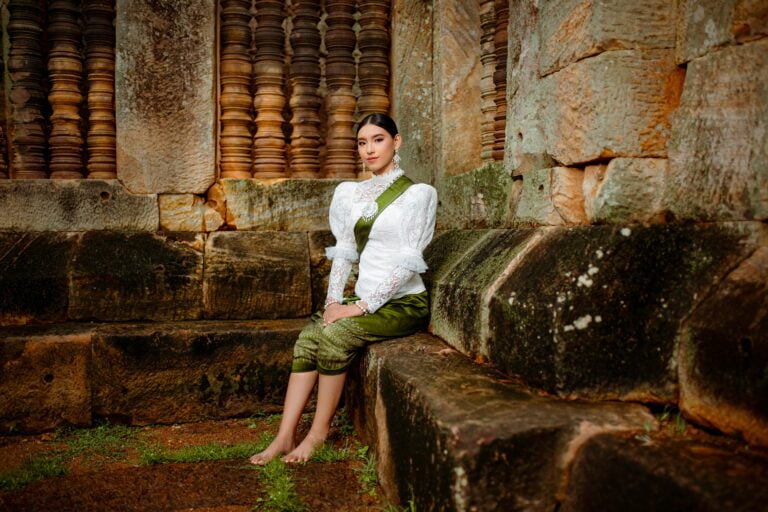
291;291;429;375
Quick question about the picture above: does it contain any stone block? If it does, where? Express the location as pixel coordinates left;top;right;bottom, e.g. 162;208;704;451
430;229;538;357
679;245;768;448
91;319;305;424
422;229;489;290
68;232;205;321
346;334;654;511
505;0;550;176
583;158;668;224
667;39;768;221
435;162;516;229
0;180;158;232
0;325;93;433
514;167;587;225
677;0;768;63
308;231;357;312
203;231;311;319
432;0;483;178
221;178;341;231
391;0;435;185
562;433;768;511
488;223;764;402
538;0;676;75
159;194;224;232
116;0;216;194
543;49;684;165
0;233;79;325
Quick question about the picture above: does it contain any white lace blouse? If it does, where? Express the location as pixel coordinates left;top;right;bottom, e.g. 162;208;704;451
324;168;438;313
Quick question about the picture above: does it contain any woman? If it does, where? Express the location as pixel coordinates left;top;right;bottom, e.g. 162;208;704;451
249;113;437;464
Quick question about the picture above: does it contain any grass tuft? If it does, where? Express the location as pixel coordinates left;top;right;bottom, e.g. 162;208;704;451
252;459;306;512
0;455;69;491
139;432;275;465
353;444;379;497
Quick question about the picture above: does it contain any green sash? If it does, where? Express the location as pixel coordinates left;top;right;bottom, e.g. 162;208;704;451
354;174;414;254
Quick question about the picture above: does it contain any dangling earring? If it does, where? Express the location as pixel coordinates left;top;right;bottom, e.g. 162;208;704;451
393;149;401;171
362;160;366;174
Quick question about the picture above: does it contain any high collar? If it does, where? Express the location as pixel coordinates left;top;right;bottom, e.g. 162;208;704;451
368;167;404;186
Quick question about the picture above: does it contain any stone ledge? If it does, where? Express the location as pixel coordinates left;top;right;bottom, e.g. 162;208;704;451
0;180;158;232
562;433;768;511
347;333;655;510
0;319;306;433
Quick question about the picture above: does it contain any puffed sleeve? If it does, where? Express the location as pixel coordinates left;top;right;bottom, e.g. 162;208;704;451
358;185;437;313
324;182;357;305
324;182;359;262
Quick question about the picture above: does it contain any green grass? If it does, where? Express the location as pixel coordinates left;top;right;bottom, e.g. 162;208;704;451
139;432;275;465
331;407;356;436
0;421;146;491
309;439;355;463
252;459;306;512
0;454;69;491
354;444;379;497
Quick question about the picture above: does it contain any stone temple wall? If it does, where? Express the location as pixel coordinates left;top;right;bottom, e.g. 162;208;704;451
0;0;765;460
392;0;767;451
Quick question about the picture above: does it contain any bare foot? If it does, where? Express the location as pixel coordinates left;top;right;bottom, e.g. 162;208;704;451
249;437;294;465
282;431;327;463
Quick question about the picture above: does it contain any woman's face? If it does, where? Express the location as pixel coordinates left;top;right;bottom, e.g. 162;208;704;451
357;123;401;175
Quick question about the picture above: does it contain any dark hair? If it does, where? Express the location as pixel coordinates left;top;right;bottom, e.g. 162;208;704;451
356;113;398;138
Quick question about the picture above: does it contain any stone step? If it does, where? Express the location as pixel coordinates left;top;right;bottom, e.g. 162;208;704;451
346;333;768;511
0;319;305;433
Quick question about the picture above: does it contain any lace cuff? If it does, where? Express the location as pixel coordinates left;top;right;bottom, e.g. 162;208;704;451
325;244;359;262
326;257;353;304
359;265;415;313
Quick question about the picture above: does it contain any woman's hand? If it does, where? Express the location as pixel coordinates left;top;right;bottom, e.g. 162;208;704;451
322;303;365;327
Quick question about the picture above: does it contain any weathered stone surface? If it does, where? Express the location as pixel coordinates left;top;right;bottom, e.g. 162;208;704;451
432;0;483;178
116;0;216;194
543;49;684;165
0;325;93;433
91;319;305;424
562;433;768;512
435;162;516;229
391;0;435;185
488;223;764;402
0;180;158;232
346;334;654;511
203;231;311;319
430;229;537;356
0;233;79;325
158;194;224;232
221;179;340;231
422;229;489;290
308;231;357;312
667;39;768;221
69;232;205;321
538;0;676;76
679;245;768;448
515;167;587;225
505;0;549;176
677;0;768;63
583;158;668;224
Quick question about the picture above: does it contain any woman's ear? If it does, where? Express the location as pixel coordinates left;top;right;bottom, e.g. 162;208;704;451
393;133;402;151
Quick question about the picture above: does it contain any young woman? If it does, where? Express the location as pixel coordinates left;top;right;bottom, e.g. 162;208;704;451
249;113;437;464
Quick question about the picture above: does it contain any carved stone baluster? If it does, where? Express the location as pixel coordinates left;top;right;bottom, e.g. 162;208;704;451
480;0;496;163
357;0;389;120
220;0;253;178
492;0;508;161
323;0;357;178
7;0;47;179
252;0;287;178
48;0;84;179
83;0;116;179
288;0;322;177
